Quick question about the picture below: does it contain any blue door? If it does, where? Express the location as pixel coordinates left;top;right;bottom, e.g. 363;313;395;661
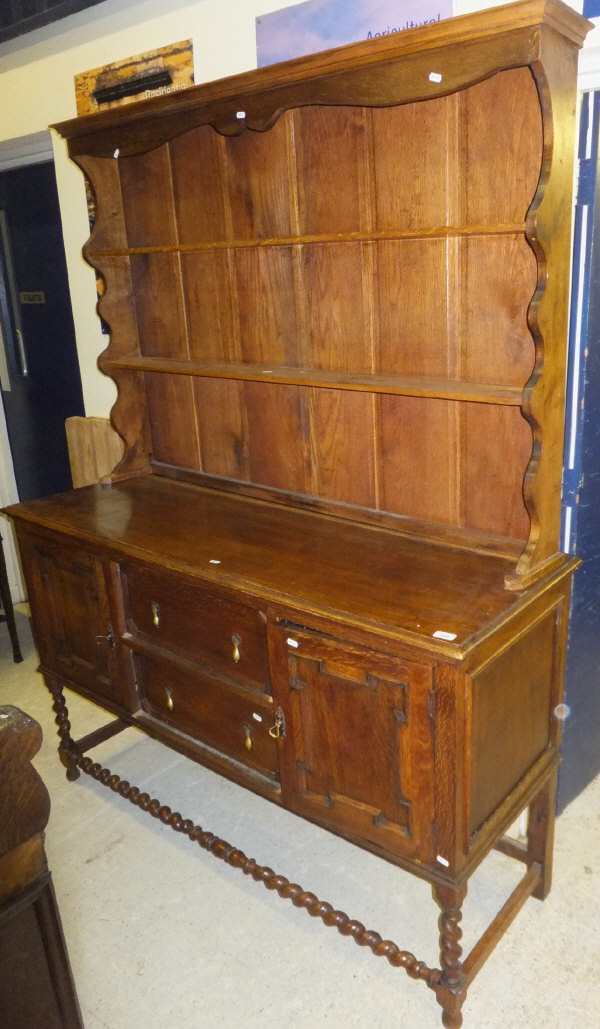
0;161;84;501
560;88;600;810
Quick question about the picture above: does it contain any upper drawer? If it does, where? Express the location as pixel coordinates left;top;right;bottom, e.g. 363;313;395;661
123;565;269;691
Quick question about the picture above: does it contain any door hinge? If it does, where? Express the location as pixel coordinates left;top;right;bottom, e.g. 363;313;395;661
428;688;435;722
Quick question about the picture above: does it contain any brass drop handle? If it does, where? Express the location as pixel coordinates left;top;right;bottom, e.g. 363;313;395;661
151;601;160;628
231;633;241;663
164;686;174;711
242;722;252;750
268;707;286;740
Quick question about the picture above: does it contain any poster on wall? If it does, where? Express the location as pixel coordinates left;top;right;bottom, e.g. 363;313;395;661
256;0;453;67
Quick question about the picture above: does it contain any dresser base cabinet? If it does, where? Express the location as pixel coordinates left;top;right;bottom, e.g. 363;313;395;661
8;479;576;1028
5;3;591;1026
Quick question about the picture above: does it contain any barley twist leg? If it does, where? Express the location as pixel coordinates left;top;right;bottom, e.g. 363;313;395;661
433;883;468;1028
45;677;82;781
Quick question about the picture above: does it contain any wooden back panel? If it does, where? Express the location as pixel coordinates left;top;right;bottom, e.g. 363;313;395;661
59;1;589;582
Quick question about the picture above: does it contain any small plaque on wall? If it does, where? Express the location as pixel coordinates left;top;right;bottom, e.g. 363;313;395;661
74;40;195;117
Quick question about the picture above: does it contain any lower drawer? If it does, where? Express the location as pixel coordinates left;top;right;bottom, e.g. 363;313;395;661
135;653;279;779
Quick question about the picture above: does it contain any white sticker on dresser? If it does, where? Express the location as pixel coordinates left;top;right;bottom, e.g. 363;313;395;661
432;630;457;642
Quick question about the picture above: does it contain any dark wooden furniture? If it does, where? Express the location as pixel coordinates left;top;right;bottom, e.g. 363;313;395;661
0;531;22;663
4;2;591;1025
0;705;83;1029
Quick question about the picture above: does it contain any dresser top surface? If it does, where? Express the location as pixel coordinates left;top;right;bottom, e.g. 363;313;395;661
6;475;576;654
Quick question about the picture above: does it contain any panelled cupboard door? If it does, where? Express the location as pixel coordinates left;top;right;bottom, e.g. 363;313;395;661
17;532;120;703
272;628;435;864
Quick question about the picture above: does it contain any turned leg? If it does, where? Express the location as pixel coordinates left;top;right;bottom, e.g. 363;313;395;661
527;771;557;900
45;677;81;781
433;882;468;1029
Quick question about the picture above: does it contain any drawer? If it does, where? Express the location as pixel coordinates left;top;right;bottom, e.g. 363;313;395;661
136;653;279;779
124;566;269;690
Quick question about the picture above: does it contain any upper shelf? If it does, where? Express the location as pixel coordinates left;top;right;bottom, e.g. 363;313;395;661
104;357;525;406
52;0;591;158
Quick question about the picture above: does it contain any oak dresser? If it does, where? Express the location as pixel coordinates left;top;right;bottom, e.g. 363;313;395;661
5;2;591;1024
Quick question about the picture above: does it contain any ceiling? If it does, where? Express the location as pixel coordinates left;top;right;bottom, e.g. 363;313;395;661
0;0;106;45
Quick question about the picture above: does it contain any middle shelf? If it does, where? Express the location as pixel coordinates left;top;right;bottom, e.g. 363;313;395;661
103;357;526;405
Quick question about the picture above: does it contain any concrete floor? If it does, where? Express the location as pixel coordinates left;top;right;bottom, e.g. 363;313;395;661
1;606;598;1029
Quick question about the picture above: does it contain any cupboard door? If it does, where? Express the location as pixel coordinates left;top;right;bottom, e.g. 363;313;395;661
273;629;435;864
18;533;120;702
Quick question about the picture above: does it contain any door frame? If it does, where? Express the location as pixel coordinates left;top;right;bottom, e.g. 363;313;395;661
0;130;54;603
